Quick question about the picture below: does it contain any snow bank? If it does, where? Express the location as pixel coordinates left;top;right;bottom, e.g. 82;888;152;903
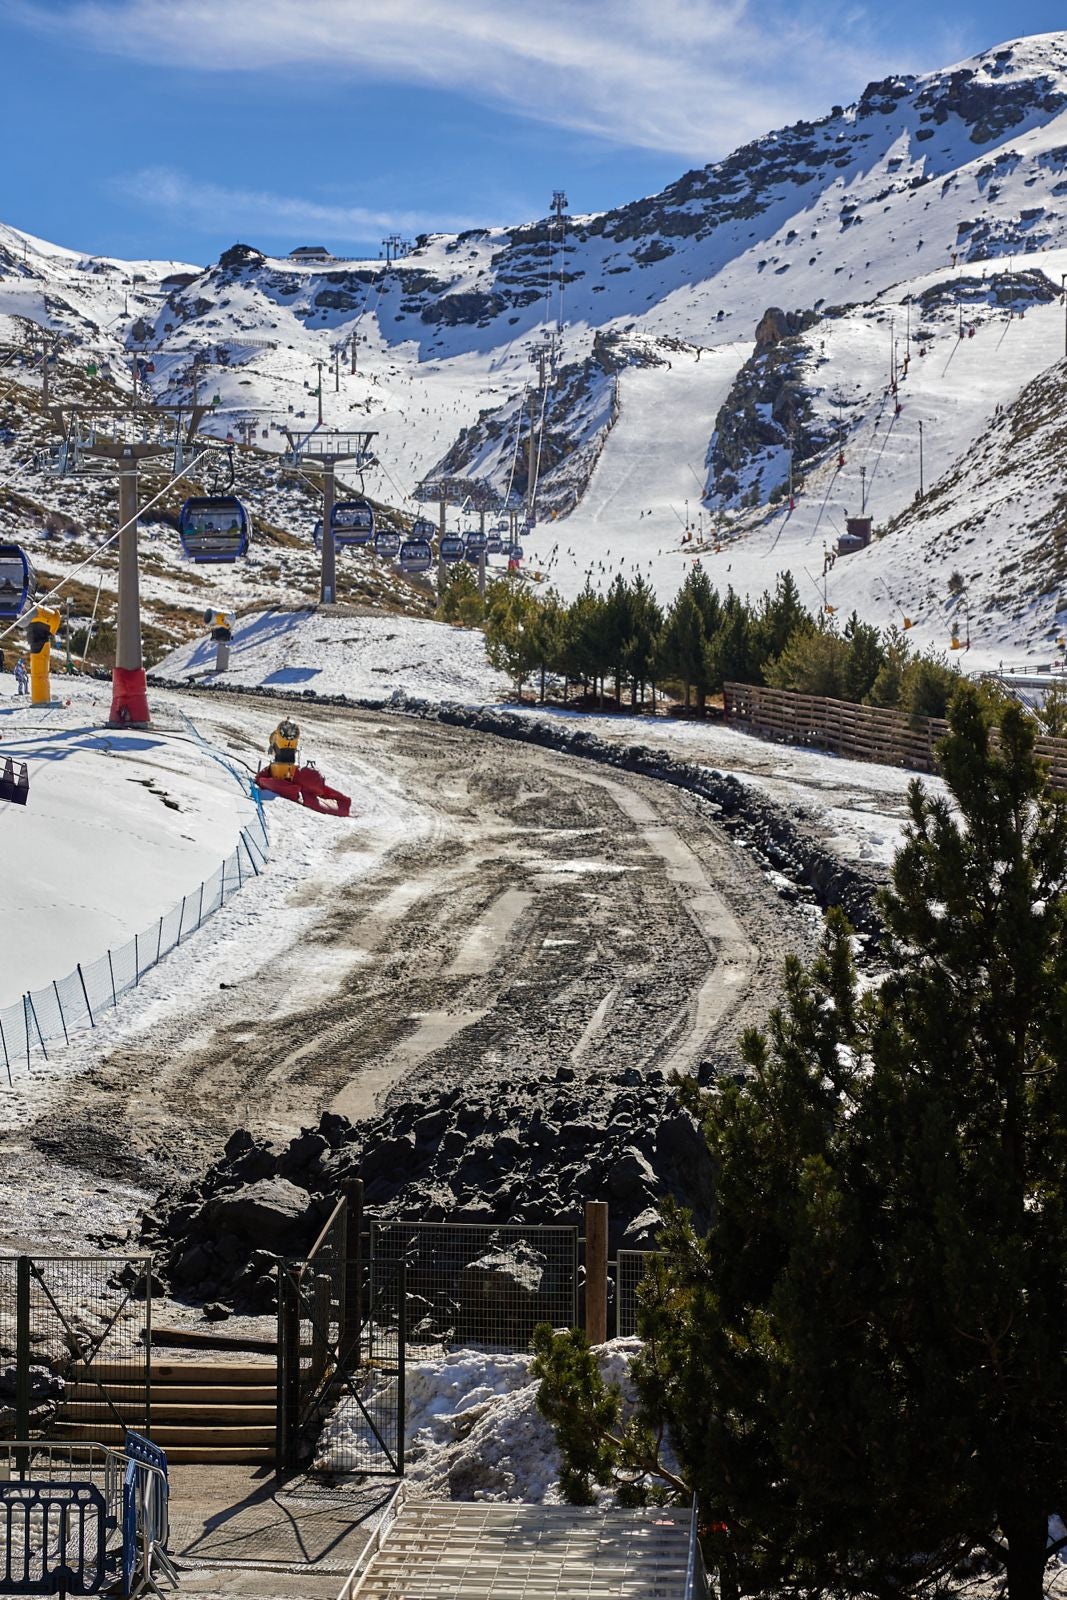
0;677;260;1005
505;705;947;868
317;1341;641;1502
153;608;510;705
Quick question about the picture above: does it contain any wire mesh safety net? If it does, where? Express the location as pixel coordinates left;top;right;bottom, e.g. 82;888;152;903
0;806;268;1084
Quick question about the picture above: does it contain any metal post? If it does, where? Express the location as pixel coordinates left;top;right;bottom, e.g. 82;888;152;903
526;395;537;525
860;464;867;516
52;981;69;1045
109;455;149;726
215;640;230;674
77;964;93;1026
15;1256;30;1473
918;420;924;499
437;496;447;593
341;1178;364;1359
350;336;357;376
316;362;324;427
478;546;486;599
396;1262;406;1476
584;1201;608;1344
321;462;336;605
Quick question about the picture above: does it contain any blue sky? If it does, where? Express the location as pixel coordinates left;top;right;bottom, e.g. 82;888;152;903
5;0;1066;264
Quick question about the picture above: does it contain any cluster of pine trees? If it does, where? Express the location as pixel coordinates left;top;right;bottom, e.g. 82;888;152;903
445;563;962;716
534;691;1067;1600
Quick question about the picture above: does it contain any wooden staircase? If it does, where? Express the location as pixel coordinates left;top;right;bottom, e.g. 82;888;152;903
53;1358;277;1465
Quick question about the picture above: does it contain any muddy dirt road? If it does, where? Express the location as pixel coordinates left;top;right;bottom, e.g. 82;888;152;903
1;696;819;1252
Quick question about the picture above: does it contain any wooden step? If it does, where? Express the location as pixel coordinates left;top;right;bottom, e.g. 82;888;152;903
152;1324;277;1355
63;1401;277;1425
53;1421;276;1447
152;1445;274;1464
65;1382;277;1406
72;1360;275;1385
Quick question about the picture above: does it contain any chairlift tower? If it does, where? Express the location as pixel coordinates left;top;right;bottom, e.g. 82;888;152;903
381;235;411;264
48;404;207;726
551;190;569;337
525;336;558;526
282;429;378;605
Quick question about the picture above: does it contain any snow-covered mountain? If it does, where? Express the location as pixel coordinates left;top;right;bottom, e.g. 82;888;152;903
6;31;1067;661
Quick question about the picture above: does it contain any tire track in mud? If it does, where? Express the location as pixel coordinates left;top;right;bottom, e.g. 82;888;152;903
17;701;819;1238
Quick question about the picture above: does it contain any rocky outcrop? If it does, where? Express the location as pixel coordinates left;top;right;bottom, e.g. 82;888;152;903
707;308;825;506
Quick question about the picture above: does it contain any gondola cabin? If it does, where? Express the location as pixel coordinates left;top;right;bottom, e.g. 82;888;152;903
398;537;433;574
440;534;465;563
331;499;375;548
464;531;487;560
0;544;37;620
508;544;524;562
485;535;504;556
374;529;401;559
411;516;437;540
312;519;323;551
178;498;250;563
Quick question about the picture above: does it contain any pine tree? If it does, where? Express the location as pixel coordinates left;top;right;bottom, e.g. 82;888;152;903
536;689;1067;1600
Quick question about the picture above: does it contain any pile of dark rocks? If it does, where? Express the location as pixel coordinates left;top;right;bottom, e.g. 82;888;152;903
143;1063;715;1315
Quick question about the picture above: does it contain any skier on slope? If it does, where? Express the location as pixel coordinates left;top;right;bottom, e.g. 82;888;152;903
14;657;29;696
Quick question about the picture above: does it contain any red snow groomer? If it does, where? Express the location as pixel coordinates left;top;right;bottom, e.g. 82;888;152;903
254;719;351;817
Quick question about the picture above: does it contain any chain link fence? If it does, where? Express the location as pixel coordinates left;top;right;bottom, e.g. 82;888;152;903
616;1249;662;1338
0;803;268;1084
370;1221;579;1355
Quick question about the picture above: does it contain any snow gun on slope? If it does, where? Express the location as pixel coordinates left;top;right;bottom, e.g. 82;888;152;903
254;719;351;817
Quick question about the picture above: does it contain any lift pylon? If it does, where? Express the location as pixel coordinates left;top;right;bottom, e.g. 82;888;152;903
282;430;378;605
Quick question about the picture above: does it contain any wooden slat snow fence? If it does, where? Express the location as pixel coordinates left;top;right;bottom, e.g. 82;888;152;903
723;682;1067;789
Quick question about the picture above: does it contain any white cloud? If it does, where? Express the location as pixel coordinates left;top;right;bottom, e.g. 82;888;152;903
111;167;482;244
18;0;900;160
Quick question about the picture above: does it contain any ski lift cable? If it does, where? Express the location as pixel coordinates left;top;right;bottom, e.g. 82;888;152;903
528;375;552;510
503;383;530;505
0;446;213;645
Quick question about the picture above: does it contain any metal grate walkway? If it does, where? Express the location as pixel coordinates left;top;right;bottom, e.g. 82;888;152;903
340;1499;694;1598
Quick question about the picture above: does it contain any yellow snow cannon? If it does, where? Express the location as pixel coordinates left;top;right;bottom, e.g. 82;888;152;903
25;604;61;705
267;719;301;781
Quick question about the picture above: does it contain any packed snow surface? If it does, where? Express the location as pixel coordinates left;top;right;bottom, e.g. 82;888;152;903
154;607;511;703
0;676;260;1005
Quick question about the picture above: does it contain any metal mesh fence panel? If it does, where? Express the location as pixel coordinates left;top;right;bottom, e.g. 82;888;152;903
0;1000;29;1080
26;984;63;1049
2;801;269;1083
157;902;183;962
616;1250;662;1338
280;1203;405;1476
54;970;89;1037
109;938;137;1002
370;1221;579;1354
0;1255;151;1446
222;850;242;898
80;952;114;1017
200;864;224;921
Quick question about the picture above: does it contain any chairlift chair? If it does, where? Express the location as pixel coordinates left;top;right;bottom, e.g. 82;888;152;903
330;498;375;549
0;544;38;619
178;497;250;563
397;537;433;574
